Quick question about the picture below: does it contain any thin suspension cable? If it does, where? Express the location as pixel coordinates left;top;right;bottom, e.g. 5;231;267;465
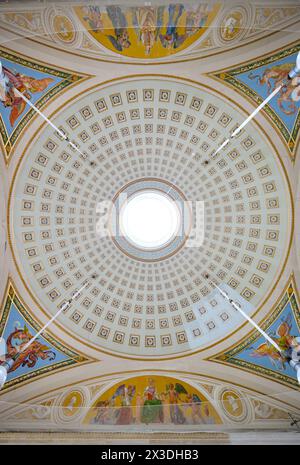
230;85;283;138
204;274;282;353
167;82;286;194
4;63;292;197
212;83;285;157
17;282;89;355
0;280;92;389
13;87;87;158
2;71;297;348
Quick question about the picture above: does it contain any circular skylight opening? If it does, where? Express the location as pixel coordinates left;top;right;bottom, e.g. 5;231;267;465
120;191;180;249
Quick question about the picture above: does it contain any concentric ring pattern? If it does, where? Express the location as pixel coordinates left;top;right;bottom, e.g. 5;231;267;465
110;178;191;261
10;77;292;357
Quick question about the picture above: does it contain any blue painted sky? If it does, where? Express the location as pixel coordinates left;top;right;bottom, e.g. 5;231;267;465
0;57;62;137
2;302;68;382
234;302;299;380
235;52;300;133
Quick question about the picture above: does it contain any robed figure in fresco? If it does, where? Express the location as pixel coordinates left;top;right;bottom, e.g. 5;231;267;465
93;400;110;424
87;376;220;426
141;378;163;424
167;383;186;424
185;4;210;37
159;3;186;50
131;6;164;56
112;384;136;425
82;5;104;32
106;5;131;52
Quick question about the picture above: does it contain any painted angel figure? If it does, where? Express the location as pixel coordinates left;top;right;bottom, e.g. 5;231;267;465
248;62;300;115
159;3;186;50
112;384;136;425
167;382;186;424
185;393;203;424
82;6;104;33
5;322;56;373
185;4;210;37
248;63;292;94
106;6;131;52
249;313;300;371
0;62;54;126
277;75;300;115
93;400;110;424
0;62;26;125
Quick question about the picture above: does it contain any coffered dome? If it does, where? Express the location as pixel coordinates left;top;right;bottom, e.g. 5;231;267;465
9;76;292;358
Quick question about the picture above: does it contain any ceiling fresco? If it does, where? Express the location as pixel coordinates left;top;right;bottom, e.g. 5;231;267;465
84;375;223;426
0;47;88;164
0;3;299;63
74;4;221;59
210;275;300;389
0;279;90;392
0;0;299;437
211;41;300;160
1;372;297;431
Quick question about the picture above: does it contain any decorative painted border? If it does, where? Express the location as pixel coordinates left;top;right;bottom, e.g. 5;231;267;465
209;275;300;389
209;41;300;160
0;46;90;164
0;279;90;392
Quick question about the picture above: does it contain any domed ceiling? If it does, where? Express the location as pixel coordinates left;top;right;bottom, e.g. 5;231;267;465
9;76;292;358
0;0;300;437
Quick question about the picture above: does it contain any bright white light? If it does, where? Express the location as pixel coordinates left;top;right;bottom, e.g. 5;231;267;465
289;51;300;78
0;365;8;389
296;51;300;72
0;337;6;358
120;191;180;249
